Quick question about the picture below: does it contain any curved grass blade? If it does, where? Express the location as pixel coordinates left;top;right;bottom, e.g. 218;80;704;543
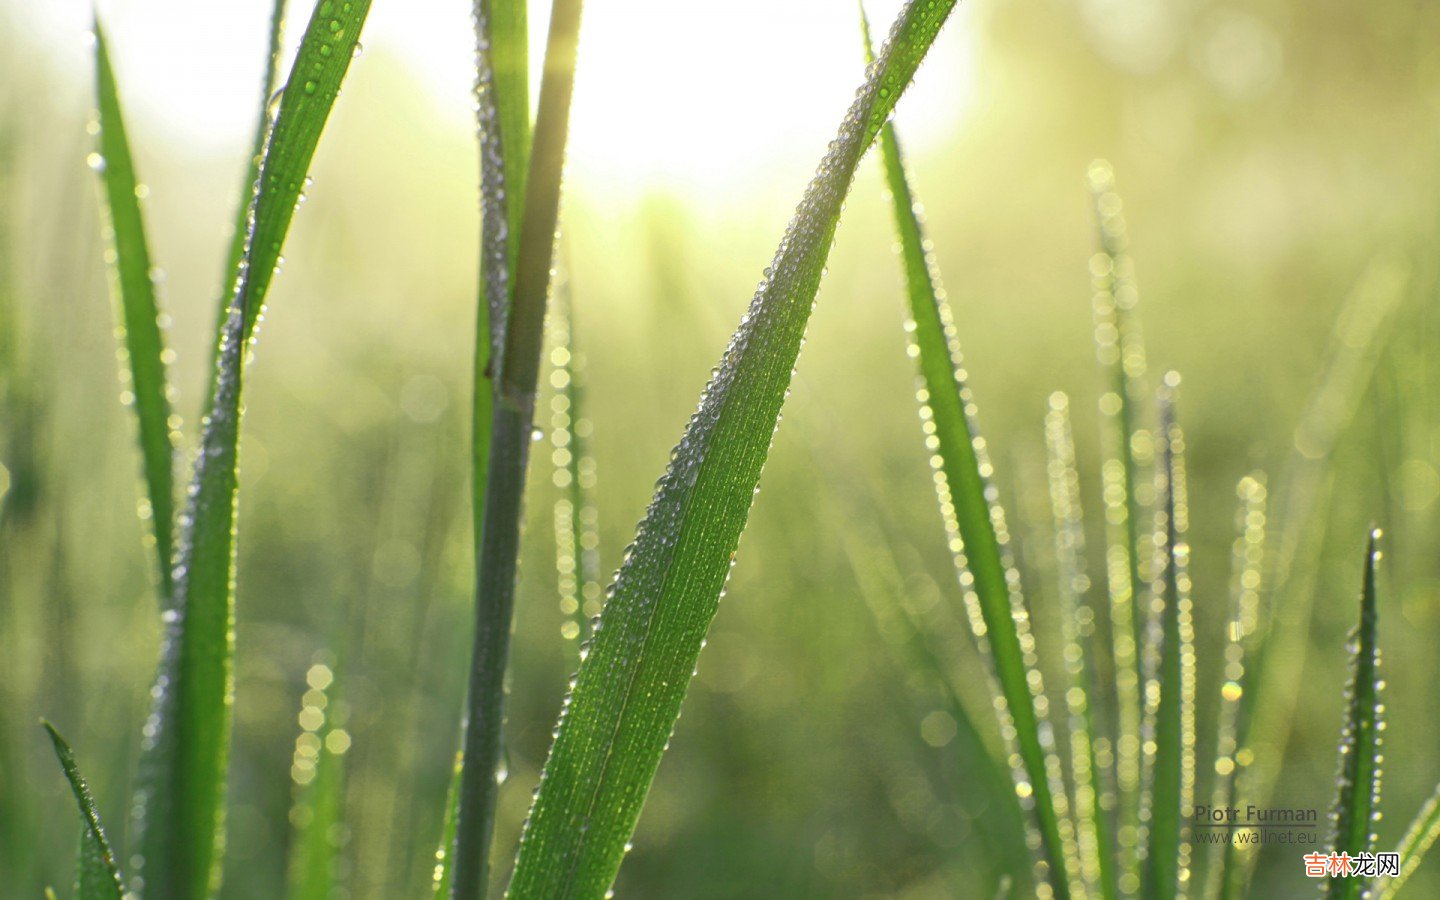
550;278;602;647
1044;393;1118;900
1141;381;1196;900
42;721;123;900
453;0;578;893
1377;781;1440;898
508;4;961;895
1203;474;1267;900
287;657;350;900
1325;531;1384;900
1086;160;1149;886
132;5;373;897
92;19;177;599
204;0;289;408
865;12;1072;895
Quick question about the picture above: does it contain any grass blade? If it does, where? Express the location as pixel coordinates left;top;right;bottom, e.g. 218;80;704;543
92;19;177;598
1378;781;1440;898
507;4;961;895
1141;379;1196;900
550;279;602;646
205;0;289;405
287;657;351;900
453;0;580;893
42;721;123;900
432;753;465;898
131;4;373;896
1325;531;1384;900
1044;392;1118;900
1086;160;1149;889
865;11;1072;894
1203;474;1267;900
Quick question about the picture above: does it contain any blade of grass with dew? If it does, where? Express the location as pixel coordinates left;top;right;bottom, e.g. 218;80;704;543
453;0;580;893
432;753;464;898
1378;781;1440;898
1086;159;1148;888
1044;392;1118;900
131;4;373;896
1235;261;1408;828
287;656;350;900
1325;531;1384;900
550;277;602;647
1203;474;1267;900
508;4;961;895
92;20;177;599
864;11;1072;894
203;0;288;408
1142;380;1196;900
42;722;123;900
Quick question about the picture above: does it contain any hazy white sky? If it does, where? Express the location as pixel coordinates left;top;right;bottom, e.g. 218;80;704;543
14;0;977;192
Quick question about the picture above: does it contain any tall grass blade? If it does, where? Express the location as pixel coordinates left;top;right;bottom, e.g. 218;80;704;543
1203;474;1267;900
864;10;1072;894
287;657;351;900
1378;781;1440;898
508;4;961;895
550;279;602;646
1044;392;1118;900
1236;261;1407;820
42;721;123;900
92;20;177;598
131;4;373;896
1086;160;1149;888
1142;379;1195;900
453;0;580;893
205;0;289;405
1325;531;1384;900
432;754;464;898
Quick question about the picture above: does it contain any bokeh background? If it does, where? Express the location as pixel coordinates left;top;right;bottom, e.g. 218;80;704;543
2;0;1438;896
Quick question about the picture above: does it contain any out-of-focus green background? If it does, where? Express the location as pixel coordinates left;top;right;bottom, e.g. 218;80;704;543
2;0;1438;896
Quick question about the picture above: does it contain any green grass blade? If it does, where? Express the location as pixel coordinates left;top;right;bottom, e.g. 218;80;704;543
287;657;350;900
42;721;124;900
453;0;580;894
1044;393;1118;900
205;0;289;405
1378;781;1440;898
1325;531;1384;900
1142;381;1196;900
865;11;1072;895
92;19;177;599
1204;474;1267;900
550;279;602;647
507;4;960;895
1086;160;1148;889
131;4;373;897
432;753;464;898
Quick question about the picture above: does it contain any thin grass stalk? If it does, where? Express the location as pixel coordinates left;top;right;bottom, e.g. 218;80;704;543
286;655;351;900
42;722;124;900
1045;392;1119;900
864;15;1073;894
92;20;177;599
1203;474;1267;900
1086;160;1149;889
206;0;288;404
1325;531;1384;900
453;0;584;894
1231;261;1408;891
1141;378;1195;900
1377;781;1440;898
549;276;602;647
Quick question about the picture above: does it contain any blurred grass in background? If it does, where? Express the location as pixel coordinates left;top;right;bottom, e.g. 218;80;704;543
1;0;1438;896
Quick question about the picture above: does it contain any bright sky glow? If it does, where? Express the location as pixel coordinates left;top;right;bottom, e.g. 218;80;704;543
16;0;978;195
